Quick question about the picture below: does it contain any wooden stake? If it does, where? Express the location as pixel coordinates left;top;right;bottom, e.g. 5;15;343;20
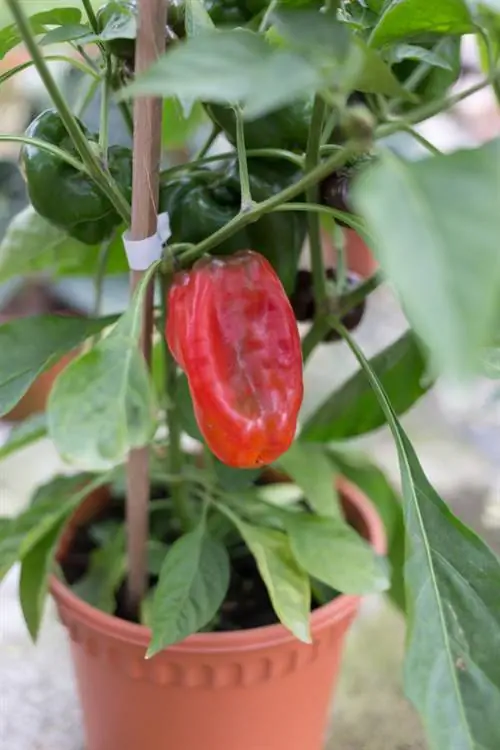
126;0;166;614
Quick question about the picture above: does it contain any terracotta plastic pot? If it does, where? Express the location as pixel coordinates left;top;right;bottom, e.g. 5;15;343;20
50;478;385;750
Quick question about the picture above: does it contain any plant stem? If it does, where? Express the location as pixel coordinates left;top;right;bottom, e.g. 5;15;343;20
194;124;220;160
0;135;87;171
0;55;100;86
301;271;382;363
305;95;328;313
93;239;113;317
399;125;443;156
81;0;100;32
375;72;499;139
99;61;111;160
176;143;359;267
159;147;303;181
161;275;192;532
274;202;370;238
6;0;130;225
234;106;252;211
335;225;347;294
74;74;100;119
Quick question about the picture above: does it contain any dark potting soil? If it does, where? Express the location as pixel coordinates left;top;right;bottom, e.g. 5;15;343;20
61;491;339;632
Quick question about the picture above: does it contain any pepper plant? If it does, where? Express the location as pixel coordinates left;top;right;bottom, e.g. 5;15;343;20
0;0;500;748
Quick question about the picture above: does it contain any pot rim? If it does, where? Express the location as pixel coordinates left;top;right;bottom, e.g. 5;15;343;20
50;476;386;654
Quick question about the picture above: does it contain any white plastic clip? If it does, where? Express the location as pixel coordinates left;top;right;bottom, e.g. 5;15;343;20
122;212;171;271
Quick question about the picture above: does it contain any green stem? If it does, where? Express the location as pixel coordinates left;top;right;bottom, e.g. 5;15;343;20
74;74;100;119
176;143;359;267
234;106;252;211
99;61;112;160
6;0;130;226
335;225;347;294
0;135;87;171
93;238;113;317
0;55;100;86
375;72;499;140
399;125;442;156
305;95;328;313
159;147;302;182
160;274;192;532
81;0;100;32
274;202;370;238
194;124;220;160
301;271;382;363
258;0;278;32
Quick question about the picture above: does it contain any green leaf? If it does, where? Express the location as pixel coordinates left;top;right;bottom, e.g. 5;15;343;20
0;473;104;584
301;331;429;442
213;460;262;491
147;539;168;576
0;207;128;284
147;519;230;656
353;143;500;378
340;325;500;750
0;413;47;461
230;518;311;642
121;29;321;120
185;0;215;37
285;513;389;595
270;7;351;60
370;0;473;47
19;519;65;640
72;526;126;614
162;98;207;148
275;442;341;518
387;42;456;68
48;267;158;470
352;39;415;97
0;7;81;60
327;449;406;611
0;314;115;417
39;23;91;46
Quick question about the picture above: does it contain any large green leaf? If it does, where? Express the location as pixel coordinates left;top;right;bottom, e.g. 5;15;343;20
121;29;322;120
285;513;389;595
301;331;429;442
0;413;47;461
147;519;230;657
226;512;311;642
352;39;415;97
370;0;473;46
19;519;65;640
0;314;116;417
341;325;500;750
162;98;207;148
328;448;406;611
353;142;500;378
0;7;81;59
48;267;158;470
0;473;104;584
0;207;128;284
275;442;341;518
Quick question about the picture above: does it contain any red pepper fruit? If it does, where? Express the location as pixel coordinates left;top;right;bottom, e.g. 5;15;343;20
166;250;304;468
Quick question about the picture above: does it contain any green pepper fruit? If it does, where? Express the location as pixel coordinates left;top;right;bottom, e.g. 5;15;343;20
160;159;307;292
205;100;314;153
204;0;268;25
21;109;132;245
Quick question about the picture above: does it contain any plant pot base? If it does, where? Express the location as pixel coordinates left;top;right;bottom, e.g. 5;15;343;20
51;479;385;750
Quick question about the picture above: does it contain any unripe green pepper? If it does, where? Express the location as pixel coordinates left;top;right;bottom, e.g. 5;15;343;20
205;100;314;152
21;109;132;245
159;159;307;293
